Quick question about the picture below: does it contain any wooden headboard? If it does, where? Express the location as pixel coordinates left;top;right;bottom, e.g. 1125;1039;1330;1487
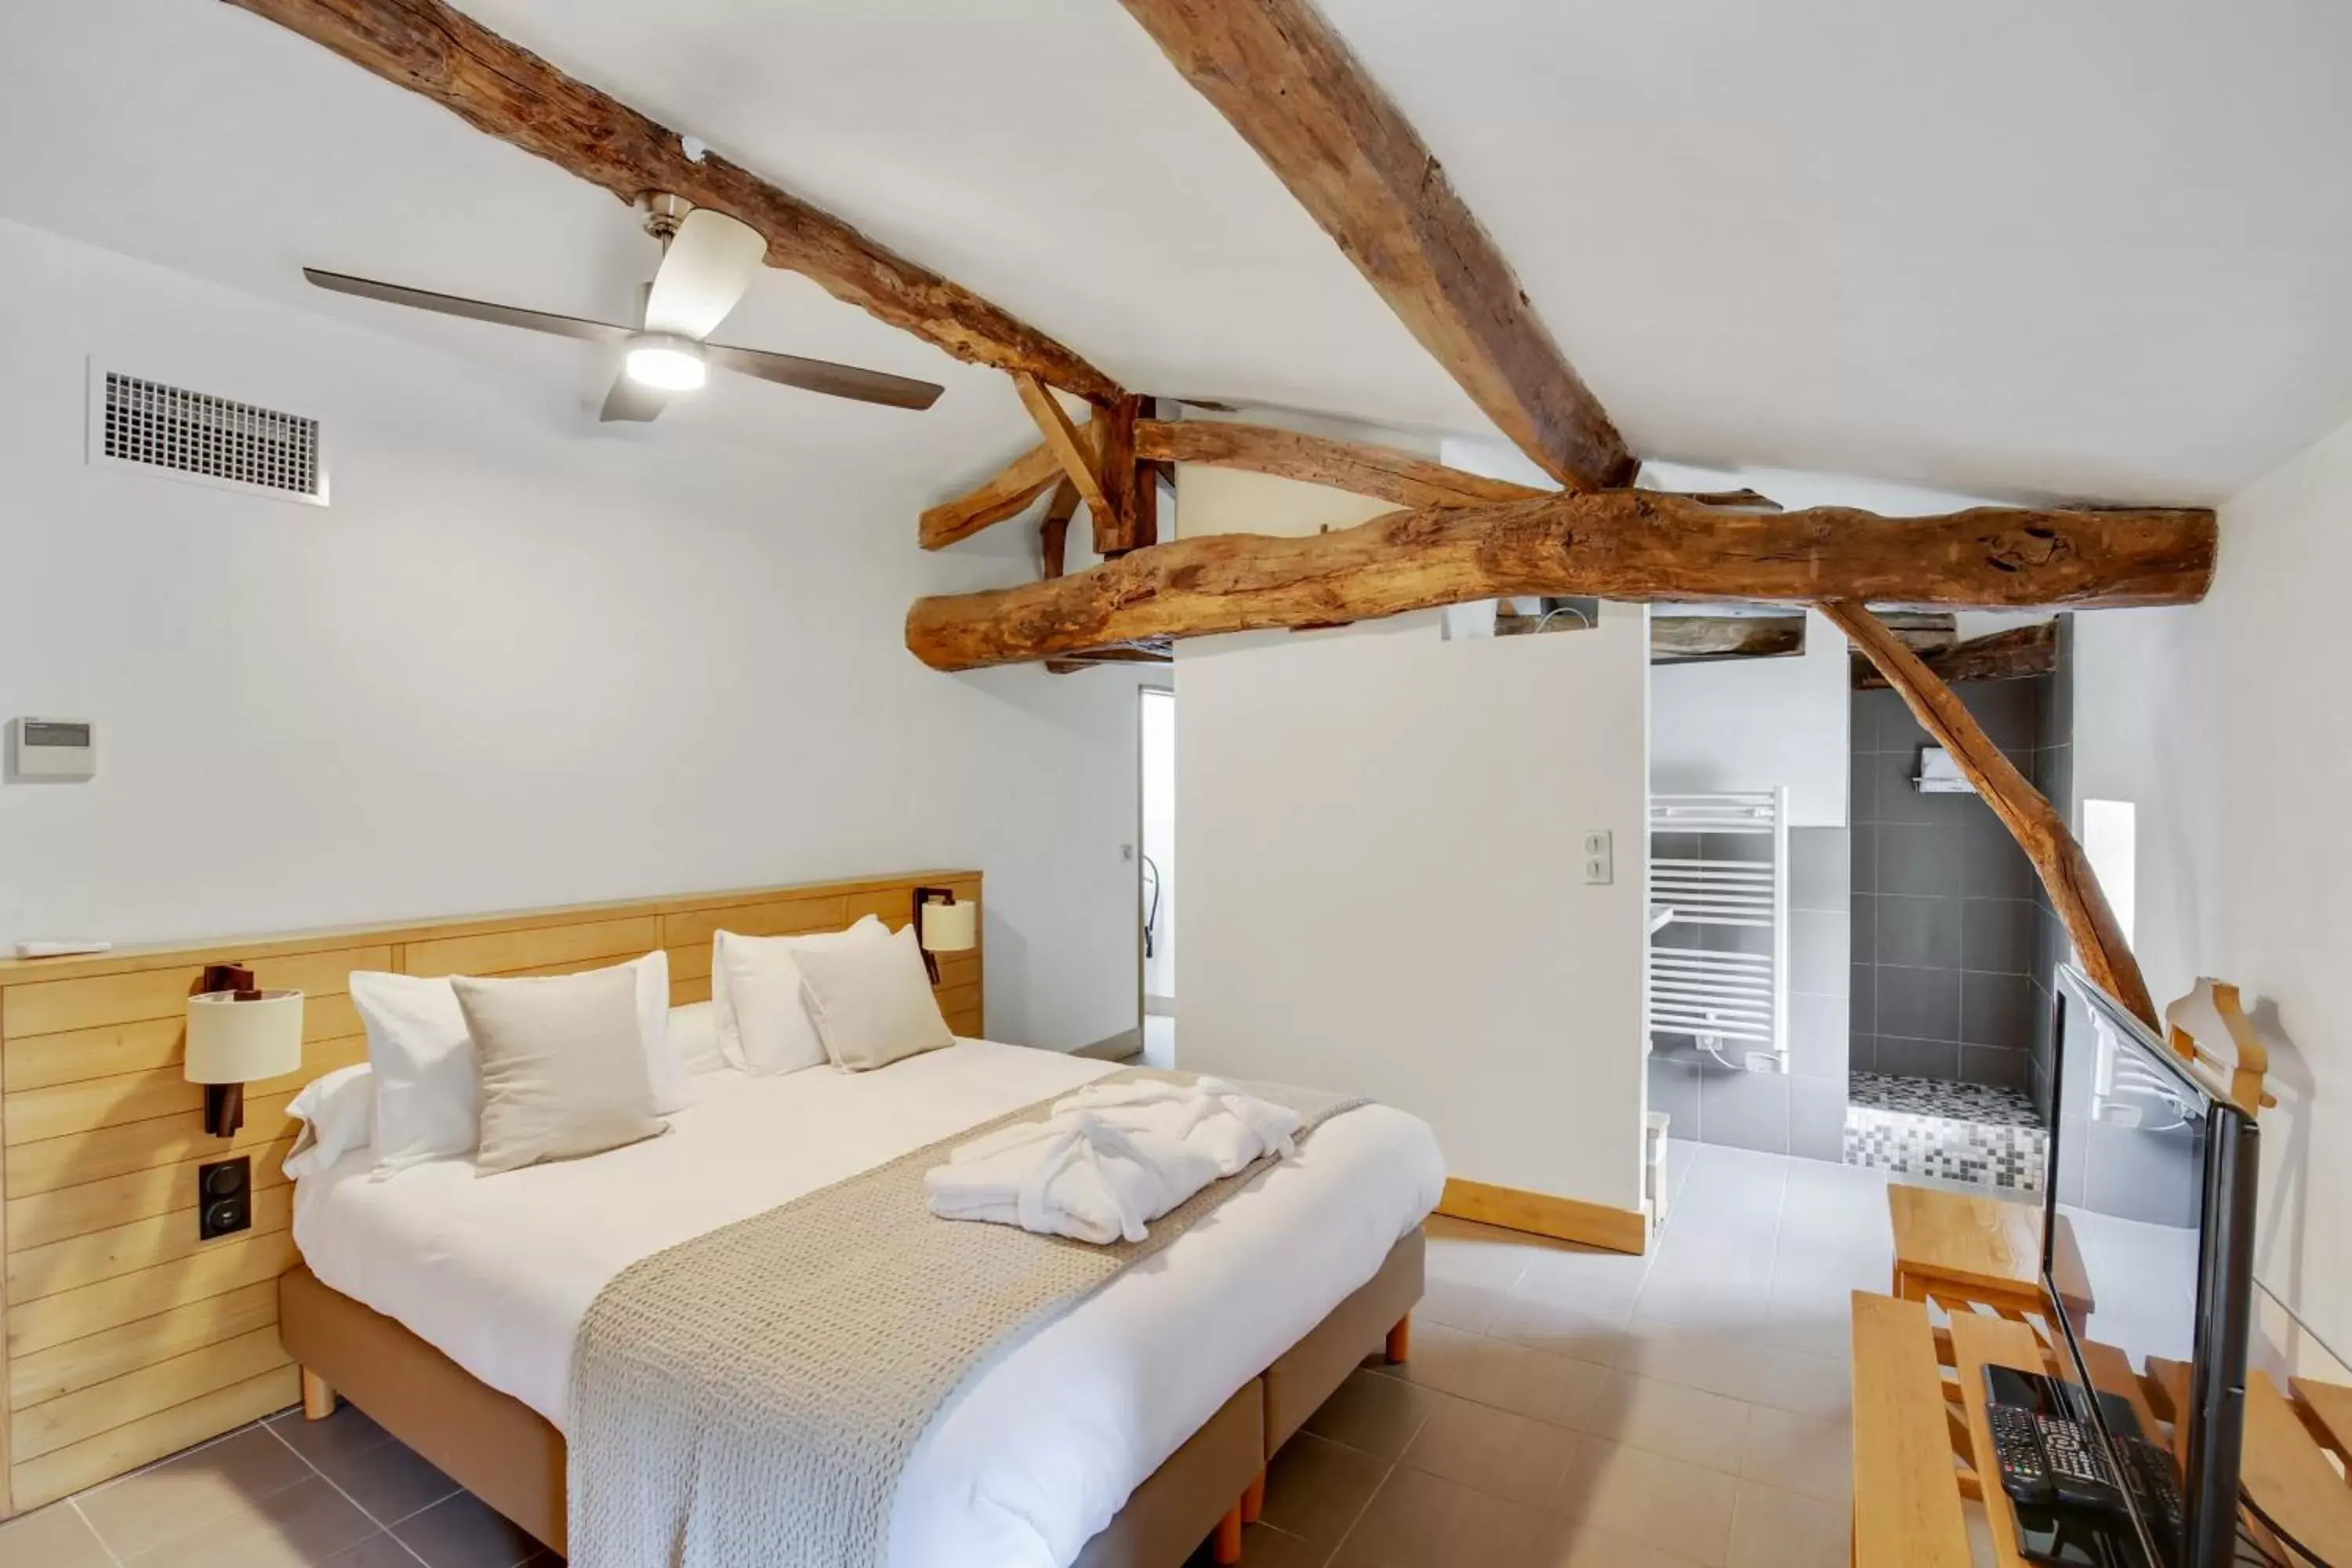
0;868;982;1515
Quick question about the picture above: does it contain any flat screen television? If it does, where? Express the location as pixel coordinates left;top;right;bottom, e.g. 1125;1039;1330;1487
2042;964;2259;1568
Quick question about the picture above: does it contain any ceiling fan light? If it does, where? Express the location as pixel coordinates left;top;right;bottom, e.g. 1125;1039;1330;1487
625;334;706;391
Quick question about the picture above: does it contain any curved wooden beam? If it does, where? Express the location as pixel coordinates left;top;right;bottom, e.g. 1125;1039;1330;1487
1826;602;2155;1027
226;0;1120;401
1853;621;2056;690
1134;419;1542;507
905;494;2215;671
1116;0;1634;488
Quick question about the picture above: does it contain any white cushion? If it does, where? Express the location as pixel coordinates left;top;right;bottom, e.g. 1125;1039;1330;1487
452;967;667;1175
283;1064;375;1181
713;915;888;1075
355;970;480;1178
359;953;683;1178
668;1000;724;1075
794;923;956;1073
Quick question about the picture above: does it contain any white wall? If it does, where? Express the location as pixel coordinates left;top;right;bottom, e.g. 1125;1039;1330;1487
2071;410;2352;1356
0;217;1151;1051
1141;688;1176;1003
1178;606;1651;1212
1649;610;1850;827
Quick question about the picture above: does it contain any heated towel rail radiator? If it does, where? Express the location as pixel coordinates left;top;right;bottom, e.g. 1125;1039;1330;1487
1646;789;1790;1072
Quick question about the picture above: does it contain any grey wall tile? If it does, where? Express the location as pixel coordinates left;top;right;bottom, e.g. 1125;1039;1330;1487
1647;1054;1702;1142
2036;742;2074;813
1788;828;1851;912
1788;1075;1849;1164
1961;816;2038;898
1698;1065;1790;1155
1958;1044;2032;1092
1849;1032;1876;1073
1787;992;1849;1078
1849;752;1878;826
1875;896;1961;968
1874;751;1974;826
1703;833;1774;865
1878;824;1968;896
1653;833;1703;862
1878;966;1961;1041
1961;971;2034;1049
1876;1035;1961;1080
1850;823;1878;891
1789;910;1850;996
1857;688;1926;753
1850;690;1878;755
1850;961;1877;1032
1956;677;2038;750
1962;898;2034;975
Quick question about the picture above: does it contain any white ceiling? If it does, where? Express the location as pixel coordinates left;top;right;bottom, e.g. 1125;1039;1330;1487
6;0;2349;505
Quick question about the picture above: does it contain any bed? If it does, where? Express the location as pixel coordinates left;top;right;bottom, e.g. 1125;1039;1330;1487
285;1037;1443;1568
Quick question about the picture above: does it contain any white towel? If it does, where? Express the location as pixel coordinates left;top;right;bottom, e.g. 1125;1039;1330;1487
924;1111;1219;1244
1050;1076;1305;1176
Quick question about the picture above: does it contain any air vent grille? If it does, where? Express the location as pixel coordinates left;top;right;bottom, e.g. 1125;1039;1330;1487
99;372;324;502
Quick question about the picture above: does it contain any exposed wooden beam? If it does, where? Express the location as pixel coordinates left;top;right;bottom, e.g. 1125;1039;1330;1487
904;495;2214;671
920;436;1087;550
1135;419;1542;507
1115;0;1634;489
1652;615;1807;664
226;0;1120;401
1045;644;1175;673
1855;621;2057;690
1094;394;1145;555
1040;480;1080;580
1014;376;1113;524
1877;612;1960;656
1826;602;2154;1026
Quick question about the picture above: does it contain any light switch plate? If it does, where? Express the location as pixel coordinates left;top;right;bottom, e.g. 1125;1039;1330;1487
1582;829;1613;884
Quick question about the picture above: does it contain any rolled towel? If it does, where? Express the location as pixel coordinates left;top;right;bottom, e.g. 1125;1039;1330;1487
1051;1076;1304;1175
925;1111;1219;1244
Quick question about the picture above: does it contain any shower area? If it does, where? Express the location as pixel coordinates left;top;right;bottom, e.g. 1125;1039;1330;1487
1846;651;2071;1191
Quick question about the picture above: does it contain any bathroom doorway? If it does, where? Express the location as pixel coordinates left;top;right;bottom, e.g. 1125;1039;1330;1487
1139;688;1175;1068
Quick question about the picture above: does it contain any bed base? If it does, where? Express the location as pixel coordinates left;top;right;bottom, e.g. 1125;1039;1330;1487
279;1227;1422;1568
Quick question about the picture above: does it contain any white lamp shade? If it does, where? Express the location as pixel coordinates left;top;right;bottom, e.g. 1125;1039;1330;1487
919;900;977;954
185;989;305;1084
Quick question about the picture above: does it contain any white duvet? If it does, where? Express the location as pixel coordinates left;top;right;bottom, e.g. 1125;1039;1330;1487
292;1040;1444;1568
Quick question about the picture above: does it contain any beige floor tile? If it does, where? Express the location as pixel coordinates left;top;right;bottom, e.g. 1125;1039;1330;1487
1726;1482;1847;1568
1304;1368;1438;1461
1737;1406;1851;1504
1418;1272;1515;1334
79;1425;314;1560
307;1432;462;1526
1577;1370;1752;1475
122;1475;379;1568
1423;1218;1541;1290
1541;1517;1709;1568
1419;1334;1609;1428
1555;1436;1739;1568
269;1405;396;1471
390;1491;545;1568
1196;1523;1324;1568
1487;1287;1637;1366
324;1536;441;1568
1330;1465;1558;1568
0;1502;114;1568
1258;1431;1389;1549
1398;1392;1579;1509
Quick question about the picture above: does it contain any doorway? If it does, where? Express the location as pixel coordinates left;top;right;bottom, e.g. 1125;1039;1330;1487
1140;687;1175;1068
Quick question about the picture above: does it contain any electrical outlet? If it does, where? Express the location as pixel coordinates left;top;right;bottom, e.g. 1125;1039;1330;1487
1582;829;1613;884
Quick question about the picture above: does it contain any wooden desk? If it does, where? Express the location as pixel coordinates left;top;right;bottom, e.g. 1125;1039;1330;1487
1852;1288;2352;1568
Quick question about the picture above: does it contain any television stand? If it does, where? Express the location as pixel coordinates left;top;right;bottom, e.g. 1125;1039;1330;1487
1849;1290;2352;1567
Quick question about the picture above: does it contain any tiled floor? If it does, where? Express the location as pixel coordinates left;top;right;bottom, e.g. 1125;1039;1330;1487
2;1140;1888;1568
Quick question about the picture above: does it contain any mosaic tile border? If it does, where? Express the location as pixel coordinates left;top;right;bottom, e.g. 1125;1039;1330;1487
1844;1073;2049;1192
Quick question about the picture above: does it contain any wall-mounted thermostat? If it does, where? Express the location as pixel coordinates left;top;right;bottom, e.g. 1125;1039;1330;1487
9;718;96;782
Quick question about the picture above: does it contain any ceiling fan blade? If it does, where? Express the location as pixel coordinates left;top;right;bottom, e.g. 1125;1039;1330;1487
703;344;944;411
642;209;766;338
304;269;633;345
598;372;670;423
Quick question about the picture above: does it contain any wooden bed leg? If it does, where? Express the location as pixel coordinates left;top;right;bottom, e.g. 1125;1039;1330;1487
1385;1313;1411;1365
1241;1468;1265;1525
1213;1502;1243;1565
301;1368;336;1421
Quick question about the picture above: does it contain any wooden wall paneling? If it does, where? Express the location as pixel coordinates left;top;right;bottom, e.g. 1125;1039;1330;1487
0;869;978;1515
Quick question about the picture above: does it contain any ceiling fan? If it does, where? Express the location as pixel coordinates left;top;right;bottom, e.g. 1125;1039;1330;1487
304;194;944;421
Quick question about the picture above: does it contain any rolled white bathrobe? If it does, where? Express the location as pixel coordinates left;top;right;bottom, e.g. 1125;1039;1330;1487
1050;1076;1304;1176
924;1111;1219;1244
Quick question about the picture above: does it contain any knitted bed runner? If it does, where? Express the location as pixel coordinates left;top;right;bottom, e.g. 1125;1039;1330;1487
565;1069;1367;1568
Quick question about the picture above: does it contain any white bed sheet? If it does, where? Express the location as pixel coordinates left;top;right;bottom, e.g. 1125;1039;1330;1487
292;1040;1444;1568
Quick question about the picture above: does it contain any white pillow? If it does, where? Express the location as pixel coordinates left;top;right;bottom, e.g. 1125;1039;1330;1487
669;1000;724;1074
355;970;480;1178
794;924;956;1073
283;1064;375;1181
359;953;684;1177
713;916;889;1075
453;967;666;1175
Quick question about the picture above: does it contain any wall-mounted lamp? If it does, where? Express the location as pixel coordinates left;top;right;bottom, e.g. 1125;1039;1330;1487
186;964;303;1138
912;887;977;985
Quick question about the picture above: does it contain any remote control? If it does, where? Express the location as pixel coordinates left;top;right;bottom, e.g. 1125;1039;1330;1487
1988;1401;2056;1505
2115;1433;2183;1544
2034;1413;2126;1512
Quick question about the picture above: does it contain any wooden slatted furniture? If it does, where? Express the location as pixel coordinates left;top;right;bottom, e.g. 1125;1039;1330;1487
1887;1184;2092;1330
0;870;982;1517
1850;1291;2352;1567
